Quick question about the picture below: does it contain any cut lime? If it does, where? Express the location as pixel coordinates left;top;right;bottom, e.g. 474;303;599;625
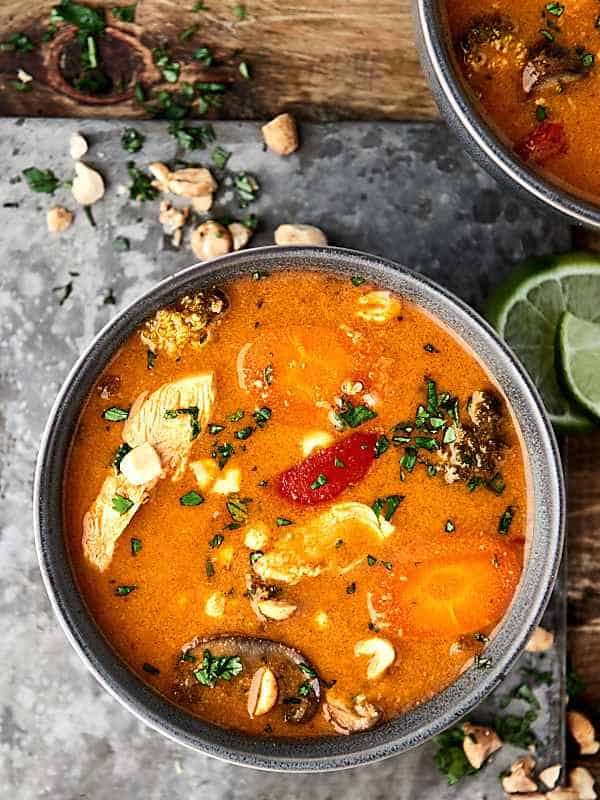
558;312;600;423
487;251;600;432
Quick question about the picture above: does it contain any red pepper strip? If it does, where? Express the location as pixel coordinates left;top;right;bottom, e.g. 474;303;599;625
514;121;567;165
275;432;378;505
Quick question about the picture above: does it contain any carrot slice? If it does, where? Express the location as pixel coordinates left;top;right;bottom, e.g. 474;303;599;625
371;544;521;638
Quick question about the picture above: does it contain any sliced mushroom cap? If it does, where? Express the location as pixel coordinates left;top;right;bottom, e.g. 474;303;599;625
173;634;321;724
322;692;382;734
522;41;588;95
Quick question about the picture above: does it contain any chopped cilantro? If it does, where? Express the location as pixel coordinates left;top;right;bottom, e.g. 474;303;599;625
234;172;260;206
276;517;293;526
234;3;246;19
208;423;225;434
112;236;130;252
434;726;477;785
487;472;505;495
115;584;137;595
400;446;417;472
205;558;215;577
209;534;224;548
111;4;136;22
253;407;272;427
131;537;142;556
372;494;404;522
226;496;251;523
212;442;234;469
499;506;514;534
112;494;134;514
212;146;231;169
127;162;159;202
351;276;365;286
193;649;243;686
367;554;377;567
22;167;60;194
374;435;390;458
235;426;254;440
102;406;129;421
445;519;455;533
113;442;132;471
346;581;356;595
298;662;317;677
121;127;144;153
335;399;377;429
180;490;204;506
310;474;328;490
152;46;180;82
334;457;345;468
142;661;159;675
249;550;264;564
147;350;156;369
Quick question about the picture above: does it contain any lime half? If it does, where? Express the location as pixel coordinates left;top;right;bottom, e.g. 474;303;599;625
487;252;600;432
558;312;600;424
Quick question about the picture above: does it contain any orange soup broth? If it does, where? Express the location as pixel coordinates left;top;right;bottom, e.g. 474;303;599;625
65;270;529;736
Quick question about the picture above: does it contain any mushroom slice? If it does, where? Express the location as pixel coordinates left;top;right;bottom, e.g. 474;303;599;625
354;637;396;680
569;767;597;800
257;598;297;621
247;666;279;717
539;764;562;790
462;723;502;769
173;635;321;724
322;692;382;734
522;42;588;95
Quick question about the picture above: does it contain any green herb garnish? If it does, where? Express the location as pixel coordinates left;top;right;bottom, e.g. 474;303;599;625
445;519;455;533
142;661;159;675
400;446;417;472
193;649;243;686
374;435;390;458
253;407;272;427
127;162;159;201
103;406;129;421
335;399;377;429
372;494;404;522
22;167;60;194
310;474;328;490
115;584;137;595
434;726;477;786
346;582;356;594
180;490;204;506
112;4;136;22
209;534;224;548
212;146;231;169
112;494;134;514
131;537;142;556
499;506;514;535
226;496;251;523
121;127;144;153
276;517;293;526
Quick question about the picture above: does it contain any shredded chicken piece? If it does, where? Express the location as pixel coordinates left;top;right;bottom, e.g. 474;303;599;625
252;502;394;585
82;473;151;571
123;373;215;480
83;373;215;571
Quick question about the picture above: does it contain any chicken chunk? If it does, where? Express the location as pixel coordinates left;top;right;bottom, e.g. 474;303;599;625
123;372;215;480
83;373;215;570
252;502;395;585
82;473;151;571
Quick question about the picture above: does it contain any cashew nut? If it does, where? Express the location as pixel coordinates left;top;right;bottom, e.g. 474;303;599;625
228;222;253;251
322;692;381;734
540;764;561;790
567;710;600;755
274;224;328;246
244;523;270;551
69;132;88;160
119;443;162;485
569;767;597;800
190;458;218;491
356;290;402;323
148;162;170;192
546;790;580;800
72;161;105;206
462;723;503;769
525;626;554;653
354;637;396;680
262;113;299;156
168;167;217;198
204;591;226;618
257;598;297;621
159;200;189;234
212;467;241;495
190;221;232;261
47;206;73;233
247;666;278;717
501;756;537;794
191;195;214;213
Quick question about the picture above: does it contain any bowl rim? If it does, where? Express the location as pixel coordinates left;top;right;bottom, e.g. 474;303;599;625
413;0;600;230
33;245;565;772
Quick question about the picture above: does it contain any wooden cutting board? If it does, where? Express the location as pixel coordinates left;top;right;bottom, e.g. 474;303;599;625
0;0;438;120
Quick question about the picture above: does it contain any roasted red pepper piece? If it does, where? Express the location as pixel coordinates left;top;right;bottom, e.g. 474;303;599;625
514;121;567;165
275;432;378;505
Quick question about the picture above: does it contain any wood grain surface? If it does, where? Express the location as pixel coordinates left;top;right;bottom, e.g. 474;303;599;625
0;0;438;120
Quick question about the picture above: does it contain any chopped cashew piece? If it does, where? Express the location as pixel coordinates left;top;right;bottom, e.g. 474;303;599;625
247;666;278;717
190;458;218;491
228;222;253;251
261;113;299;156
314;611;329;628
525;626;554;653
547;790;580;800
204;591;226;618
274;223;328;246
244;523;270;551
540;765;562;790
569;767;597;800
356;290;402;323
119;442;163;486
148;162;170;191
168;167;217;198
462;723;503;769
567;710;600;755
69;132;88;160
301;431;334;458
501;756;537;794
191;221;232;261
322;693;382;734
212;467;241;495
47;206;73;233
159;201;189;234
257;598;297;621
354;637;396;680
17;68;33;83
72;161;105;206
191;195;214;213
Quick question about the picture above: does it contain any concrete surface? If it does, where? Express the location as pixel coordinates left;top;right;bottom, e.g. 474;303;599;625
0;118;571;799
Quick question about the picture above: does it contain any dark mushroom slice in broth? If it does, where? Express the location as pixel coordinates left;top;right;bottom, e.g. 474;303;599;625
173;635;321;725
522;41;589;95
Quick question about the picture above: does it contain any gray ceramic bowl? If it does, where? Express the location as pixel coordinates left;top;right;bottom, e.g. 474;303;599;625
413;0;600;229
34;246;564;771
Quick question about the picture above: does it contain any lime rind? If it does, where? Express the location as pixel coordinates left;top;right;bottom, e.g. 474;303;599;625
487;252;600;432
558;312;600;424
